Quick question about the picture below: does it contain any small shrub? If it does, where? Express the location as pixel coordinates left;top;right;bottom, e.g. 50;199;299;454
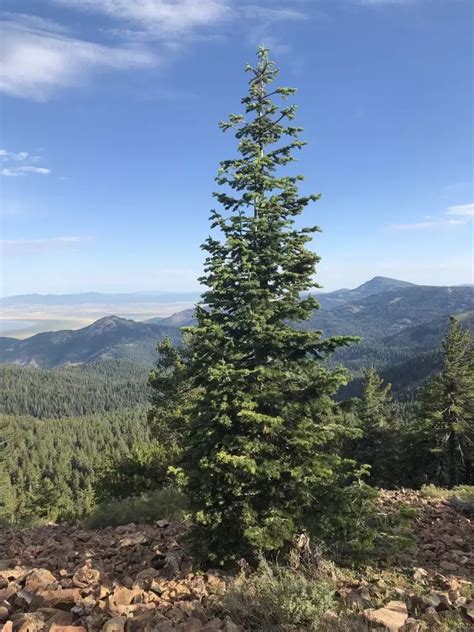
372;501;418;563
421;484;474;502
308;481;380;565
433;613;470;631
95;441;176;502
86;487;187;528
222;561;334;631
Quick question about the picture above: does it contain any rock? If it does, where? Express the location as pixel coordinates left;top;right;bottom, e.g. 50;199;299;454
1;622;13;632
180;619;204;631
221;619;241;632
412;567;428;582
203;619;223;630
25;569;58;593
119;534;148;547
439;560;458;572
0;607;9;621
363;600;408;632
154;623;175;632
464;601;474;622
421;593;441;609
34;588;81;609
404;619;423;632
16;612;46;632
42;609;74;627
102;617;126;632
107;587;143;614
436;592;452;610
49;627;88;632
72;564;101;588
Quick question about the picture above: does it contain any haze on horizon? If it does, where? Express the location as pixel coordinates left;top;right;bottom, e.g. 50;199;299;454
1;0;473;297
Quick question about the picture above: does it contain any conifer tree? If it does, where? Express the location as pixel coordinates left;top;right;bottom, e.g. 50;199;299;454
349;369;399;488
0;419;15;524
420;317;474;487
152;48;369;565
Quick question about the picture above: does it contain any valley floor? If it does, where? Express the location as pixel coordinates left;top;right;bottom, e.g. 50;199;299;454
0;491;472;631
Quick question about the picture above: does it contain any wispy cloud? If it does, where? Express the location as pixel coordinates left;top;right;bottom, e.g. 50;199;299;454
1;167;51;177
55;0;231;37
356;0;416;5
240;5;306;22
1;1;311;100
1;236;88;256
0;148;51;176
447;203;474;219
391;202;474;230
239;2;310;58
0;18;156;100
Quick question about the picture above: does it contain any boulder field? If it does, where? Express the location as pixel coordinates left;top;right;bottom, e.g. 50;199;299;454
0;491;472;631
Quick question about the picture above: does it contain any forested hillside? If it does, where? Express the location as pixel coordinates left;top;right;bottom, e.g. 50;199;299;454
1;407;149;523
0;360;149;418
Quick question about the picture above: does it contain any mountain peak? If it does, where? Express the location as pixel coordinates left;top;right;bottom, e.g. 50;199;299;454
85;315;133;333
356;276;415;292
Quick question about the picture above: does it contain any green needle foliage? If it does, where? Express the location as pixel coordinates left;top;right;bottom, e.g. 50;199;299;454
151;48;370;565
420;317;474;487
348;369;401;488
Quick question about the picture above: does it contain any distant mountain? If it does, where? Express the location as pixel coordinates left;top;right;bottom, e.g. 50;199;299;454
0;316;180;368
1;279;472;371
316;276;416;309
0;291;200;307
146;308;196;327
307;284;474;339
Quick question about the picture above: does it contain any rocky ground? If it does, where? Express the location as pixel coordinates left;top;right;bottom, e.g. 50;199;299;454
0;491;472;631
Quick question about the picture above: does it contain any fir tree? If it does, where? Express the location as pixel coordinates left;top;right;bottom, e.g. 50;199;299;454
0;419;14;524
420;317;474;487
349;369;399;488
153;48;369;565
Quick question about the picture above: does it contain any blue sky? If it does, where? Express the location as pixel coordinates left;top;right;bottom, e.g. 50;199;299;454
1;0;472;297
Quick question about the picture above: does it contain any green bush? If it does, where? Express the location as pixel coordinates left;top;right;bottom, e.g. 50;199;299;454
222;561;334;631
86;488;187;528
307;481;379;565
95;441;177;502
421;484;474;502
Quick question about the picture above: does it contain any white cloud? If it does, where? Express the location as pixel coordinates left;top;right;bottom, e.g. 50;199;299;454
391;202;474;230
0;149;38;161
1;236;88;256
0;18;156;99
55;0;231;36
0;148;50;176
1;1;310;100
447;203;474;219
356;0;415;5
1;166;51;177
240;5;306;22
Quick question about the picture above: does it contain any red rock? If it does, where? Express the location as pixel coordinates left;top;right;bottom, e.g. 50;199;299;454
34;588;81;608
102;618;125;632
363;600;408;632
72;564;101;588
25;569;57;593
49;627;87;632
16;612;45;632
